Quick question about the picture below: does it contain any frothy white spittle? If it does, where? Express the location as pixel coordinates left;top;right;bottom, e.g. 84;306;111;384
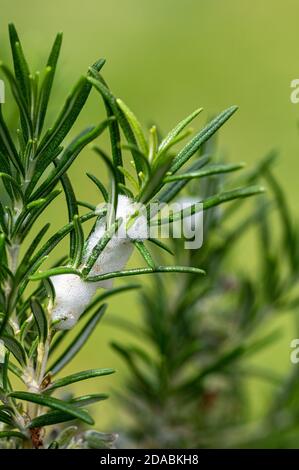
50;196;149;330
50;274;96;330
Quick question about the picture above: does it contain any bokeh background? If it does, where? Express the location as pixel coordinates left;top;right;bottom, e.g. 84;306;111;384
1;0;299;430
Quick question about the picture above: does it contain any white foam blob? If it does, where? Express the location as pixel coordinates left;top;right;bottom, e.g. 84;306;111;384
50;196;149;330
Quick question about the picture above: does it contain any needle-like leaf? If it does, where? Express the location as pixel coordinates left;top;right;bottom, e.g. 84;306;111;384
2;335;26;366
158;107;203;154
72;215;85;268
30;297;48;343
134;240;156;269
8;23;31;105
153;185;265;225
163;162;245;183
46;368;114;391
35;32;63;136
0;431;27;440
9;391;94;425
86;266;205;283
116;98;148;155
170;106;238;173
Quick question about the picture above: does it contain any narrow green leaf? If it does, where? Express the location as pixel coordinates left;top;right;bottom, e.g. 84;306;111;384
8;23;31;104
148;125;158;163
158;107;203;154
154;185;265;225
35;32;63;136
9;391;94;425
56;169;79;262
86;172;108;202
0;64;32;138
170;106;238;173
116;98;148;155
88;70;124;185
266;171;296;271
88;74;143;177
122;143;151;184
78;200;96;211
0;407;14;415
0;151;13;196
30;266;80;281
147;238;174;256
0;411;14;426
0;172;24;202
156;156;210;204
0;202;8;234
30;297;48;342
134;240;156;269
0;233;6;258
163;162;245;183
86;265;205;283
202;185;265;211
0;431;27;440
160;128;193;152
70;393;108;406
43;277;56;304
0;106;24;175
2;335;26;366
0;350;9;390
29;410;76;428
46;368;115;391
72;215;84;268
117;166;139;192
117;183;134;199
26;198;49;210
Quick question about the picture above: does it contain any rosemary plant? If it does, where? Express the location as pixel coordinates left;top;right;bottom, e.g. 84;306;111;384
0;25;263;449
113;150;299;449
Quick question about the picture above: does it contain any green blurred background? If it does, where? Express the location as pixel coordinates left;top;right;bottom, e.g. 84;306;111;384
1;0;299;430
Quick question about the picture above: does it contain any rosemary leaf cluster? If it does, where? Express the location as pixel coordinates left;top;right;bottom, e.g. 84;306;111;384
114;151;299;448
